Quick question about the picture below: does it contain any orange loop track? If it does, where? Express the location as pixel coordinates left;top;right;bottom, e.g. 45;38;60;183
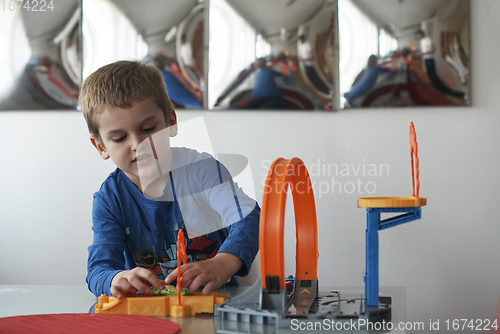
260;158;319;291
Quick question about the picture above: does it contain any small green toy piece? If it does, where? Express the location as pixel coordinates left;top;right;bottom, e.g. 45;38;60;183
151;285;191;296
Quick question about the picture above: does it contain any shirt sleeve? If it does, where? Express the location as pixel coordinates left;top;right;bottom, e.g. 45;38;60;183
195;158;260;277
86;192;126;297
377;66;391;73
218;202;260;276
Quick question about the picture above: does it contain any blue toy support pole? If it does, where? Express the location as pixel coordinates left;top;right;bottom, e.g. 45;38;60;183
365;209;380;307
362;205;423;306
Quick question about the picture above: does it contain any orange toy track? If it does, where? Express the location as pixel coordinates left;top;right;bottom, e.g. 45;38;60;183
260;157;319;291
95;292;227;317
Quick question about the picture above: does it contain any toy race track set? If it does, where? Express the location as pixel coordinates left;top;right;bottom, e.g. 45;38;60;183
215;123;426;328
88;122;427;330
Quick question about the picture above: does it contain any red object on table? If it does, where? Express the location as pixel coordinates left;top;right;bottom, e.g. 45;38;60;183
0;313;181;334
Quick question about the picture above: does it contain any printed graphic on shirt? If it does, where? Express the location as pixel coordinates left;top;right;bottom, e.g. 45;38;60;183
136;249;165;273
133;231;219;278
158;243;194;277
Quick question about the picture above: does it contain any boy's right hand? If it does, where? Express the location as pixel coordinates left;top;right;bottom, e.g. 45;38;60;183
110;267;165;299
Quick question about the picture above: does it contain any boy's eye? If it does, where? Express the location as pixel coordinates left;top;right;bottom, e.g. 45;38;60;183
112;135;126;143
142;126;156;133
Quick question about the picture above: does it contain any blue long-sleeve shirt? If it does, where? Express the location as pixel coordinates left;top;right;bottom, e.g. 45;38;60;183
161;70;201;109
86;147;260;296
252;69;284;98
348;66;391;103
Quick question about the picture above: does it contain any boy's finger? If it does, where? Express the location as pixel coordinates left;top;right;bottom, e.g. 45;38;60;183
180;277;194;290
114;277;136;292
164;268;178;285
189;275;209;295
164;263;190;285
154;281;167;290
202;281;217;296
128;276;153;294
175;265;199;285
110;286;123;299
111;281;135;299
137;267;156;279
137;269;165;290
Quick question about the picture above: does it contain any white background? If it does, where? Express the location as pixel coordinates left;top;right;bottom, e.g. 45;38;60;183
0;1;499;332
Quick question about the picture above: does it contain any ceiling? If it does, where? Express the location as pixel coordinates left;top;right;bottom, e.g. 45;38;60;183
351;0;448;32
225;0;326;37
110;0;197;37
22;0;79;40
21;0;198;41
20;0;449;43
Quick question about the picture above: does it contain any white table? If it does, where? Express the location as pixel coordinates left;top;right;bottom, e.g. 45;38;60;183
0;285;97;317
0;285;406;333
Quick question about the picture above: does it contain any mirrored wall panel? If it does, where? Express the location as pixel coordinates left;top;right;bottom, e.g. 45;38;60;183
339;0;470;108
209;0;337;111
1;0;471;111
0;0;81;110
82;0;205;109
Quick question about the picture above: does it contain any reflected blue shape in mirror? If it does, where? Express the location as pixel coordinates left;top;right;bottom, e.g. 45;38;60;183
339;0;470;109
209;0;337;111
82;0;205;110
0;0;82;111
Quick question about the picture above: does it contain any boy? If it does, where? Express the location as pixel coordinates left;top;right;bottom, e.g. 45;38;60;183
80;61;260;298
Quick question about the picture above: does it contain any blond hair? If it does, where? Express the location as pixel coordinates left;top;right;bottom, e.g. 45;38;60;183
80;60;173;143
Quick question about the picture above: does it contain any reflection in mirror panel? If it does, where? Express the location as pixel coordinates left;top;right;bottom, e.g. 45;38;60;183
209;0;337;111
0;1;81;111
82;0;205;109
339;0;470;109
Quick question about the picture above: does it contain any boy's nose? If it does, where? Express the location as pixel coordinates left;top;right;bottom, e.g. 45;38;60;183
130;134;148;152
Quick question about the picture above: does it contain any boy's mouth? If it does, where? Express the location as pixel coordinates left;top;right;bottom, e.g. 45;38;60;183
134;154;152;163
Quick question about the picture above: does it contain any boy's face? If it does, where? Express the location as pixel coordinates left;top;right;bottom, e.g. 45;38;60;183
90;98;177;189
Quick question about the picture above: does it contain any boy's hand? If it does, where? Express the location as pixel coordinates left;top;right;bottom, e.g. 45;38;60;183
110;267;166;299
164;252;243;295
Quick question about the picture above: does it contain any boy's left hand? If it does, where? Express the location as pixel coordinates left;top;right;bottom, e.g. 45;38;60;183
164;252;243;295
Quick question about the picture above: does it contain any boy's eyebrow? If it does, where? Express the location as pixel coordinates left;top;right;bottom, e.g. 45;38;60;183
105;116;159;136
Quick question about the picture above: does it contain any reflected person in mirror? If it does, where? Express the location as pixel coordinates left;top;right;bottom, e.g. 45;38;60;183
345;55;391;108
179;34;203;88
151;53;201;109
416;29;466;100
240;57;290;109
298;35;330;95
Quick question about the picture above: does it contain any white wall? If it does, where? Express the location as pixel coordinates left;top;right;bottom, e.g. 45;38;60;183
0;1;499;331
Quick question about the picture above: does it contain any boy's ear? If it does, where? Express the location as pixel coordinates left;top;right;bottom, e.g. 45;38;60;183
168;109;178;137
90;136;110;160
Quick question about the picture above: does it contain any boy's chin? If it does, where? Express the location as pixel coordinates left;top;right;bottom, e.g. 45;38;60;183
137;166;161;180
138;164;172;180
